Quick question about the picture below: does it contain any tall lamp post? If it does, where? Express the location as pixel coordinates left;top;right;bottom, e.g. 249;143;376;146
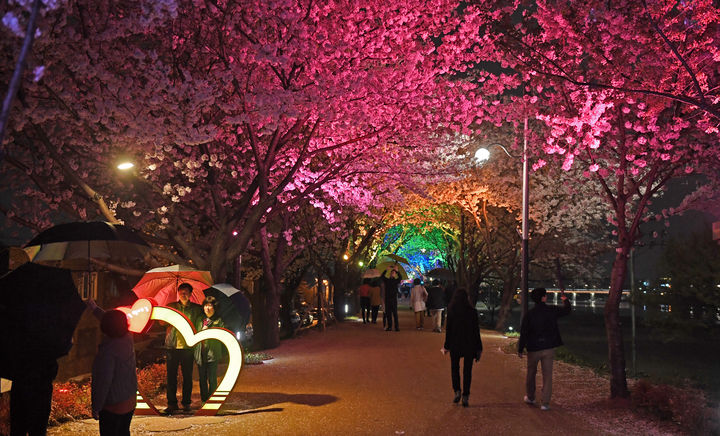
474;117;530;321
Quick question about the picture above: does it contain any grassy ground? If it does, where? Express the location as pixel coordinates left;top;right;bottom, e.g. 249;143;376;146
482;306;720;402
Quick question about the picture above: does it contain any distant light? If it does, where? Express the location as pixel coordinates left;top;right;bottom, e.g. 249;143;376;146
117;162;135;170
358;261;364;267
420;248;426;253
508;326;514;331
232;230;238;236
343;254;349;261
474;148;490;163
236;331;242;341
344;304;349;314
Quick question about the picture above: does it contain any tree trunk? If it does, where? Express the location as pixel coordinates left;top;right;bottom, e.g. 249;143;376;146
250;281;281;350
333;264;348;321
605;247;630;398
458;214;467;288
494;279;517;330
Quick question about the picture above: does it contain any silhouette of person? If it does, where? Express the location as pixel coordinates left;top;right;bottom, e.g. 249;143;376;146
380;266;402;331
442;288;482;407
518;287;571;411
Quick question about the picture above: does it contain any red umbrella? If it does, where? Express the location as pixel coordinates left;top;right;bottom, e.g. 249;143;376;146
132;265;212;306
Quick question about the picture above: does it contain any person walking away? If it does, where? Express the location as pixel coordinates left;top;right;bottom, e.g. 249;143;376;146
518;287;571;411
164;283;203;413
368;279;382;324
380;266;402;331
426;283;445;332
409;278;428;330
357;279;372;324
195;296;225;402
91;310;137;436
442;288;482;407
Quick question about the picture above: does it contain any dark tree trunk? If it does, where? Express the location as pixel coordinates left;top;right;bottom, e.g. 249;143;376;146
250;281;281;350
605;247;630;398
494;279;518;330
332;263;348;321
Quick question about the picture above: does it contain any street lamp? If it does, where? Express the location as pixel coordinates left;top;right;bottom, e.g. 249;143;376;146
117;161;134;171
474;117;530;320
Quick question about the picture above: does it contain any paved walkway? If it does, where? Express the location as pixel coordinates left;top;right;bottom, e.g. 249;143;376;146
49;305;680;435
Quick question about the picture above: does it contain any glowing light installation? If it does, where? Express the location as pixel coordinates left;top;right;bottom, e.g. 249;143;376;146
120;299;244;416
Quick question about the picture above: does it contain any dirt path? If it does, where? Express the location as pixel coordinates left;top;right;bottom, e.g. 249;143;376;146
49;306;681;435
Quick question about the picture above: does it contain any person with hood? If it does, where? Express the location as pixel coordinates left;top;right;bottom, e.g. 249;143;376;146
91;308;137;436
195;296;225;402
442;288;482;407
518;287;571;411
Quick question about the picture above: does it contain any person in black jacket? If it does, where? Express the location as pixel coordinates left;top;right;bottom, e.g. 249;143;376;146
380;266;402;331
518;287;571;410
442;288;482;407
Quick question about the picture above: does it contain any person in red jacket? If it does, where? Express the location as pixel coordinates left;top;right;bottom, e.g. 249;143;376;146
518;287;571;411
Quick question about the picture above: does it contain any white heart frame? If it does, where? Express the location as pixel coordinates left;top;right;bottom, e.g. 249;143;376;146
134;305;244;416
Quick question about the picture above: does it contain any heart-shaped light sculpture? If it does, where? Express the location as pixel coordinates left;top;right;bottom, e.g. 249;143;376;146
118;299;244;416
117;298;154;333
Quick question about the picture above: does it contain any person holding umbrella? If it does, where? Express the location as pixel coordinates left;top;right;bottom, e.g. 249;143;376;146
195;296;225;403
380;265;402;331
164;283;203;414
0;263;85;436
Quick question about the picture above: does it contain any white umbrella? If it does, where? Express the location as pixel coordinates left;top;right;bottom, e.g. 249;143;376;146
361;268;381;278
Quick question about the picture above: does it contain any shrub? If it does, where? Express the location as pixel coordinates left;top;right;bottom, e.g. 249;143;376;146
631;379;718;434
245;352;273;365
50;381;91;424
137;362;167;399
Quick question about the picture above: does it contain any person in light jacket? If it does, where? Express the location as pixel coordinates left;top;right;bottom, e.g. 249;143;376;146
368;279;383;324
409;278;428;330
442;288;482;407
91;309;137;436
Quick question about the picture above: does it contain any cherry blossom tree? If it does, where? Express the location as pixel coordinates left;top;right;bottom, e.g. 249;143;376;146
1;0;480;348
445;0;720;399
0;0;471;274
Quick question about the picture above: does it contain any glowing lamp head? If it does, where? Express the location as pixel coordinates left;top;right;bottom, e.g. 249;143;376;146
474;148;490;163
117;161;135;170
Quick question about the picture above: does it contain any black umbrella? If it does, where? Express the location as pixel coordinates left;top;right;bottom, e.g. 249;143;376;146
0;263;86;379
202;284;251;334
426;267;454;280
24;221;149;264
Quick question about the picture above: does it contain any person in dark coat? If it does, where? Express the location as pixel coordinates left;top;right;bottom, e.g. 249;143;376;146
195;296;225;402
164;283;203;413
380;266;402;331
9;355;58;436
518;287;571;410
442;288;482;407
426;283;445;333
